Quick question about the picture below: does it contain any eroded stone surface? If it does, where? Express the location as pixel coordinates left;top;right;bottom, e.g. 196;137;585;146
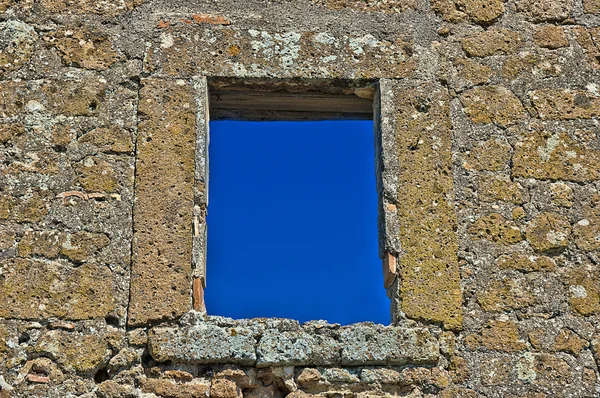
513;130;600;183
145;27;415;79
460;86;526;127
387;80;462;331
0;258;116;320
525;212;571;253
339;324;439;365
128;78;196;326
461;29;523;57
148;320;439;367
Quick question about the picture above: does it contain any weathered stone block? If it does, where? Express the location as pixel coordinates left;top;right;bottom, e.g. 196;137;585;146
386;80;462;330
0;78;106;117
460;0;505;24
34;330;110;375
60;231;111;262
77;126;133;154
573;217;600;251
312;0;417;13
529;89;600;120
128;78;197;326
573;27;600;68
565;266;600;315
145;27;415;79
501;53;563;80
339;324;439;365
0;258;116;320
148;324;258;365
0;20;37;76
141;378;210;398
525;212;571;253
480;320;527;352
477;278;536;312
584;0;600;13
460;86;526;127
533;25;569;49
469;213;524;245
496;254;557;272
210;378;242;398
17;230;65;258
452;58;493;87
43;26;122;70
479;176;526;204
0;191;50;223
461;29;523;57
513;131;600;183
37;0;145;17
76;157;119;193
257;329;340;366
517;0;573;21
550;183;574;207
463;139;511;172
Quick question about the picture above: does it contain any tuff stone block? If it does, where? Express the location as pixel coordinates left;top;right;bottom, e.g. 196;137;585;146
385;80;462;330
0;20;37;76
128;78;197;326
34;330;110;375
36;0;146;17
584;0;600;13
339;324;439;365
145;27;415;79
148;323;259;365
257;329;340;366
516;0;573;22
513;130;600;183
565;266;600;315
461;29;523;57
469;213;524;245
533;25;569;49
460;86;526;127
496;254;557;272
312;0;417;13
529;89;600;120
463;139;511;172
43;26;122;70
0;258;116;320
525;212;571;253
0;78;107;117
478;176;526;204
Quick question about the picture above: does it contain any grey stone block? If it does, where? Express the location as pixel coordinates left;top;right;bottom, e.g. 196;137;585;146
148;323;258;365
339;324;439;366
257;329;340;367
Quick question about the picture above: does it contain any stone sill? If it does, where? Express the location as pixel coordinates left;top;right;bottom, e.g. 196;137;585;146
148;316;439;368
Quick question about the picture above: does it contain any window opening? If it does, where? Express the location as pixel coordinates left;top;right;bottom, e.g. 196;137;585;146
205;119;388;324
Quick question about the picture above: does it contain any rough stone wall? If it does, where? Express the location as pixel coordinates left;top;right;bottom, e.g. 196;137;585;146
0;0;599;397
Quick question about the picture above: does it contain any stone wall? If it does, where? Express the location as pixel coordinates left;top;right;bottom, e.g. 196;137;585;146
0;0;600;396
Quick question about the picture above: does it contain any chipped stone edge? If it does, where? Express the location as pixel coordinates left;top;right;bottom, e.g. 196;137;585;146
191;76;209;290
375;79;401;302
148;318;440;368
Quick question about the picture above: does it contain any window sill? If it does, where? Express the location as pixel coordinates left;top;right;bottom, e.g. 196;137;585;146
148;315;439;368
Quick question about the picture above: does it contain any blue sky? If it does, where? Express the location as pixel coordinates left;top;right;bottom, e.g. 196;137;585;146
205;120;389;325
